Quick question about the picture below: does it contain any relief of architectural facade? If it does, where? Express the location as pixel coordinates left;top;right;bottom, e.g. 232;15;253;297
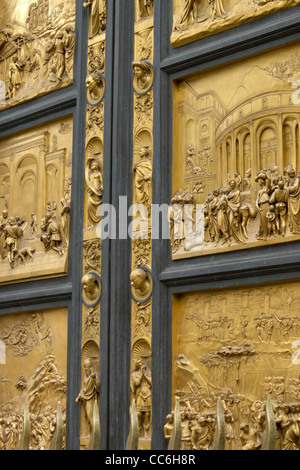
171;280;300;450
171;0;300;47
171;42;300;259
0;117;73;283
0;308;68;450
0;0;76;109
129;0;154;450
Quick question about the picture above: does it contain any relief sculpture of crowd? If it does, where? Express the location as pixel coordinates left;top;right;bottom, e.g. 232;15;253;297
170;163;300;254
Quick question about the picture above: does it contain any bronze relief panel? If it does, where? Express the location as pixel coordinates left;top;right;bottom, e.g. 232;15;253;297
172;280;300;450
0;0;76;109
171;42;300;259
171;0;300;47
0;307;68;450
0;116;73;284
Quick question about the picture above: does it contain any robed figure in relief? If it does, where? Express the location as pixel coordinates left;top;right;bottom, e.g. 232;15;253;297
86;158;103;228
286;167;300;234
132;146;152;220
76;358;100;431
180;0;197;24
131;359;152;439
83;0;100;38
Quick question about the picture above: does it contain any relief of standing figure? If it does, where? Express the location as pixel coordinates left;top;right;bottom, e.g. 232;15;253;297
4;216;27;267
8;56;24;99
255;171;270;241
208;0;227;21
76;358;100;432
132;146;152;220
131;358;152;439
180;0;198;26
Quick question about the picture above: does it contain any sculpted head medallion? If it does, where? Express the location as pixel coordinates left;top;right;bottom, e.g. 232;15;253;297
81;272;102;307
130;267;153;303
86;72;105;106
132;61;154;95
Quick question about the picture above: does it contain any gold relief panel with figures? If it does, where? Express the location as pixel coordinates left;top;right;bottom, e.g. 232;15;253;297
171;280;300;450
0;116;73;284
171;41;300;259
171;0;300;47
0;307;68;450
0;0;76;109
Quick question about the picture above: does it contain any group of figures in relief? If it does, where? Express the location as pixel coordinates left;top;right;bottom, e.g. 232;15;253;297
172;0;292;35
0;401;66;450
0;182;70;268
204;164;300;246
0;361;67;451
170;161;300;253
175;0;228;29
4;26;75;101
0;211;28;268
0;312;67;450
0;0;75;105
26;0;50;31
170;280;300;451
187;309;300;346
40;195;70;257
165;384;300;450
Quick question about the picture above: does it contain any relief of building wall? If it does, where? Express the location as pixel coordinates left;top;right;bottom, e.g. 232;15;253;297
0;117;73;284
170;280;300;450
171;42;300;259
0;0;76;110
171;0;300;48
0;307;68;450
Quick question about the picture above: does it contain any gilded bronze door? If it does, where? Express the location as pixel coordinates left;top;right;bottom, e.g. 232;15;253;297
150;0;300;452
1;0;300;452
